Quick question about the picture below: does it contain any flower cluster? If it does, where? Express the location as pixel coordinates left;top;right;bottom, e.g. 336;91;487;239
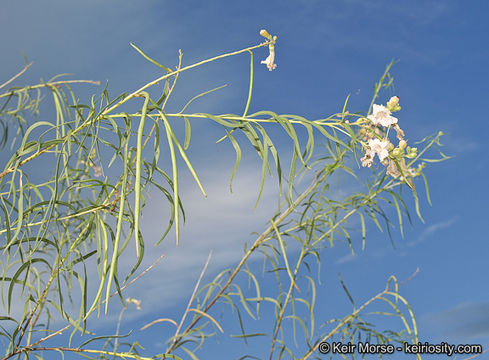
360;96;423;190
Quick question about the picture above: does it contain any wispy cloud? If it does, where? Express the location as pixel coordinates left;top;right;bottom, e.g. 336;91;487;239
446;135;480;155
335;253;358;264
423;302;489;342
407;217;457;247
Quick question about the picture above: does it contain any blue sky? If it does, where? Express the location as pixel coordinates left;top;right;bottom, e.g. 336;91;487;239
1;0;489;359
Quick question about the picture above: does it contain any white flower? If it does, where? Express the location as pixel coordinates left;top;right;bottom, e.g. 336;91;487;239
361;150;374;167
92;164;103;177
368;138;390;162
126;297;142;310
368;104;398;127
261;53;277;71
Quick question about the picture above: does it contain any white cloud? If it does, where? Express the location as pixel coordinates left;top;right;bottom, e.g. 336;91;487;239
407;217;457;247
335;252;358;264
423;302;489;342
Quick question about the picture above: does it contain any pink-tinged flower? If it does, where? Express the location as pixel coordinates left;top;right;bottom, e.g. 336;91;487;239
368;104;398;127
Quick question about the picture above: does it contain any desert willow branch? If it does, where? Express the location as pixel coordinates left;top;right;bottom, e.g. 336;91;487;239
166;170;327;354
0;43;268;180
106;112;352;143
108;112;347;127
101;42;269;115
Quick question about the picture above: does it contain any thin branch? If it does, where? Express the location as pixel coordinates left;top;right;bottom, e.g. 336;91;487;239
113;307;127;355
0;62;33;90
168;251;213;351
399;267;420;286
140;318;178;331
141;49;183;151
109;111;349;130
0;79;100;98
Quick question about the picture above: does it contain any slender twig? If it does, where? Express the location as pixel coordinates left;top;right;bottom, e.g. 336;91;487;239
0;79;100;98
113;307;127;355
140;318;178;331
109;112;349;131
0;62;33;90
167;251;213;352
399;267;420;286
141;50;183;151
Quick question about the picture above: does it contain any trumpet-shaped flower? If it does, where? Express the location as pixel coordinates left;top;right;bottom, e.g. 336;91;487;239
368;138;390;161
361;138;391;167
261;53;277;71
368;104;398;127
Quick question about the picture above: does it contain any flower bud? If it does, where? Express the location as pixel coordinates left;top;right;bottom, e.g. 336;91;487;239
260;29;272;39
399;140;407;150
406;147;418;159
387;96;401;112
392;148;402;157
